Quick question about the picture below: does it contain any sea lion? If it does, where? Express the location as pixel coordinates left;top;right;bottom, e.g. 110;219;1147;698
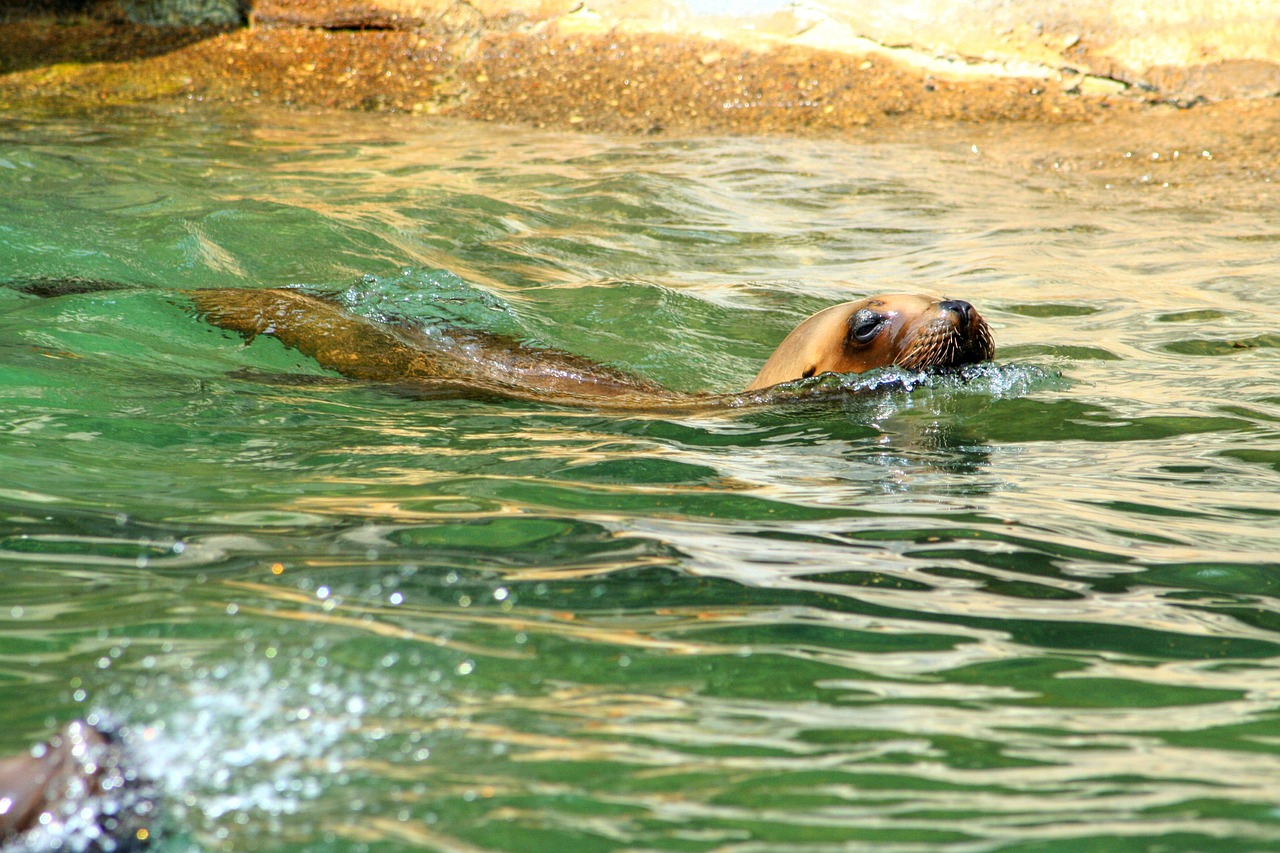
744;294;993;392
186;287;993;408
11;279;994;407
0;720;153;851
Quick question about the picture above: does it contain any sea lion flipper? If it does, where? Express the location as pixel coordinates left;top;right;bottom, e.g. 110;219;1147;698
0;721;153;847
0;746;59;840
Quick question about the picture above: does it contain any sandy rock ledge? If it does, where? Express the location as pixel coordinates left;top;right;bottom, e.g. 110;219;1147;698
2;0;1279;146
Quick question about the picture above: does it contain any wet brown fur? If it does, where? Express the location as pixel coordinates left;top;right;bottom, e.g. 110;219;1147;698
746;294;994;391
190;288;993;409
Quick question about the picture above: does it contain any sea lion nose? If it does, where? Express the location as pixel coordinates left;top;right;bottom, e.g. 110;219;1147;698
939;299;973;324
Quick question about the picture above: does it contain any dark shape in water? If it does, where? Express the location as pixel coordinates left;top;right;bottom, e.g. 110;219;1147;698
0;720;155;852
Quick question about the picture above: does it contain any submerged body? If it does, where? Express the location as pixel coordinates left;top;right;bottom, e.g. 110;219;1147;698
189;287;995;408
0;721;152;851
189;287;687;407
8;278;993;407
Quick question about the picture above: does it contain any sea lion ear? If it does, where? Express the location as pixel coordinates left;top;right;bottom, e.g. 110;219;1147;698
802;366;816;379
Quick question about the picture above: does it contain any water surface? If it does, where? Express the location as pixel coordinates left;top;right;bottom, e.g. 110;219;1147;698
1;105;1279;852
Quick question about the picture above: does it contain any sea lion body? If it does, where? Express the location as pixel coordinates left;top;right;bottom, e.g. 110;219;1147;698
12;279;994;407
189;287;689;406
191;288;993;407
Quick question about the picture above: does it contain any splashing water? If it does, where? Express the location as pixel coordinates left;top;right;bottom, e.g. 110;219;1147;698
327;267;520;334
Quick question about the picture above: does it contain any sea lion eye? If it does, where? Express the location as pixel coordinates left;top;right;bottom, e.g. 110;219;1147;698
849;309;885;344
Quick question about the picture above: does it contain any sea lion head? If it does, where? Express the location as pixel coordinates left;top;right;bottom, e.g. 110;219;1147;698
745;293;994;391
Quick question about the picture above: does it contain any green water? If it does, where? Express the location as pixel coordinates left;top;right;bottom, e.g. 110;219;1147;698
1;105;1279;852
